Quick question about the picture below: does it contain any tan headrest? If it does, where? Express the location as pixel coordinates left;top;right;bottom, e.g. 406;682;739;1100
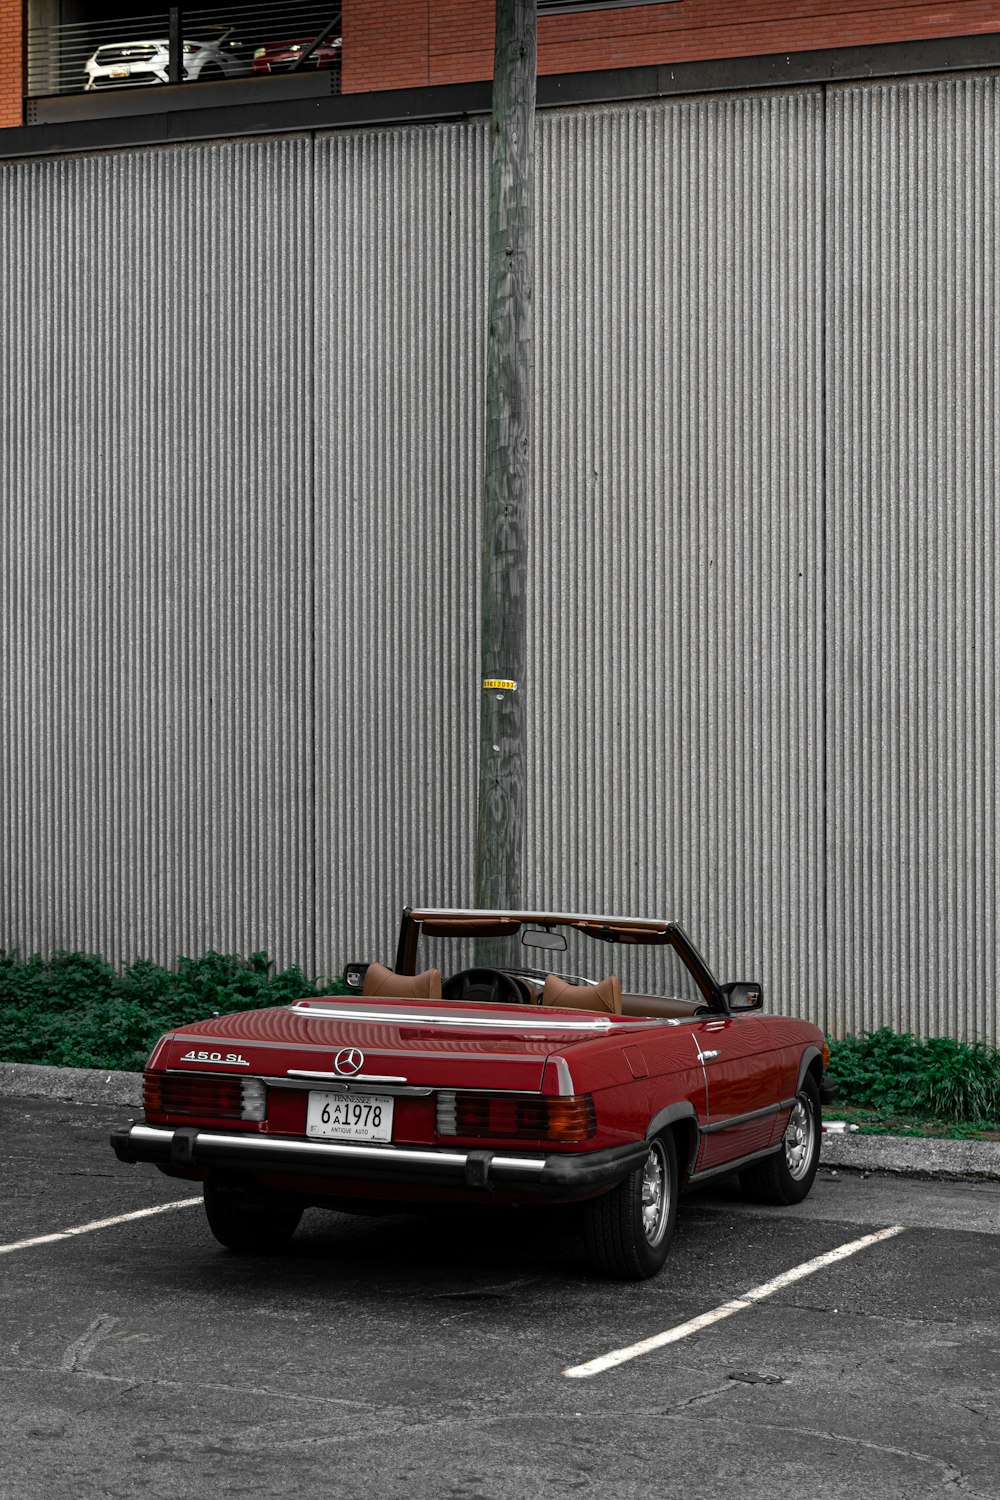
541;974;622;1014
362;962;443;999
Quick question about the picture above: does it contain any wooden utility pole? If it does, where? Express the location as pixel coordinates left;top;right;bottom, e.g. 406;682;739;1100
475;0;536;915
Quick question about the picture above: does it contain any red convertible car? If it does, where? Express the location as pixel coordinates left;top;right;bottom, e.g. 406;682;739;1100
251;34;342;74
112;908;833;1279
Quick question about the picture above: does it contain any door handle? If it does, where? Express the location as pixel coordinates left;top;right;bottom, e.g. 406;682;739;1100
700;1049;719;1060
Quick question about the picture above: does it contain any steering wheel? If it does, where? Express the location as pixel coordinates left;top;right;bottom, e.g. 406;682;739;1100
441;967;528;1005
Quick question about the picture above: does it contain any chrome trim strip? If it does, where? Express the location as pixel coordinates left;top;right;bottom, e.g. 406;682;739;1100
124;1124;548;1174
550;1056;574;1093
699;1097;796;1135
287;1069;408;1084
288;1003;616;1031
489;1155;548;1176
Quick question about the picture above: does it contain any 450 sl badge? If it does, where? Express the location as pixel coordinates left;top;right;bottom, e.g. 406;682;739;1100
180;1050;250;1067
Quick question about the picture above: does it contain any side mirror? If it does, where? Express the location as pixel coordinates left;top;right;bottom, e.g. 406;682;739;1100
721;981;763;1013
343;962;371;992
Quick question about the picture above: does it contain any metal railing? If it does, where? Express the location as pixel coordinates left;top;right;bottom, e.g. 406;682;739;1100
27;1;342;99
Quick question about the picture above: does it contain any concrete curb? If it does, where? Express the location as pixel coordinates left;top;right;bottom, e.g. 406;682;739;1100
1;1061;142;1107
3;1061;999;1181
819;1129;1000;1181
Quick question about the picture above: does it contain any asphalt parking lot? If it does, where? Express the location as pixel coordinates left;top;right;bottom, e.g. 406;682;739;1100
2;1095;999;1500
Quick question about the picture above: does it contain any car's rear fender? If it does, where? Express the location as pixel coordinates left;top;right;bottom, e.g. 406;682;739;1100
645;1100;699;1184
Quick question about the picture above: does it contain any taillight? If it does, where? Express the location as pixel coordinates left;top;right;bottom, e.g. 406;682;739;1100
436;1091;596;1143
144;1072;266;1122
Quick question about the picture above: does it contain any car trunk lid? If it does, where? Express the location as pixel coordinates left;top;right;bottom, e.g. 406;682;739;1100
156;996;622;1092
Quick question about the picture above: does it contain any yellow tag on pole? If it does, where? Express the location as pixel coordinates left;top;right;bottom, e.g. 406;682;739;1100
483;678;517;691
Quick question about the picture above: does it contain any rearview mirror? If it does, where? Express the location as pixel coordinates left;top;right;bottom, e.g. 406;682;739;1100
721;981;763;1012
522;927;568;952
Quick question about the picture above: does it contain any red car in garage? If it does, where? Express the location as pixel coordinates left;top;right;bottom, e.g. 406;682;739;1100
251;33;341;73
112;907;833;1279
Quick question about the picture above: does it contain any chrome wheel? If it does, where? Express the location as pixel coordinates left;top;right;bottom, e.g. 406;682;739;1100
641;1140;671;1246
583;1130;678;1278
741;1073;821;1207
784;1094;815;1181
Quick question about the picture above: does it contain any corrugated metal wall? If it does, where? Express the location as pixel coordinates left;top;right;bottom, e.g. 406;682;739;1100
314;123;489;974
826;74;1000;1042
0;138;317;969
1;74;997;1039
529;93;825;1014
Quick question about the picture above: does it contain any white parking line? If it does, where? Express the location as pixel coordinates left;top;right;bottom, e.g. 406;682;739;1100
0;1197;202;1256
563;1224;905;1379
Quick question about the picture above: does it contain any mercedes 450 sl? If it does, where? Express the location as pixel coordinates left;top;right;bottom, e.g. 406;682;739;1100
111;908;833;1279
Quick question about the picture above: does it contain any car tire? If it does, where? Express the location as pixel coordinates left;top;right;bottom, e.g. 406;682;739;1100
203;1179;303;1253
739;1072;821;1206
582;1132;678;1280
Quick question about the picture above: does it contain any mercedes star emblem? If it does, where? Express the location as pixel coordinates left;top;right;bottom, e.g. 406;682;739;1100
334;1047;364;1076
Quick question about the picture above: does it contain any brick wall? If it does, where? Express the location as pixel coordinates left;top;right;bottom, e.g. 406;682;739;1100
344;0;1000;93
0;0;23;127
2;2;998;130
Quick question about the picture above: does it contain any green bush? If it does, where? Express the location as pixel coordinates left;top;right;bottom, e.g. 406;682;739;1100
0;949;348;1073
828;1028;1000;1125
6;957;999;1128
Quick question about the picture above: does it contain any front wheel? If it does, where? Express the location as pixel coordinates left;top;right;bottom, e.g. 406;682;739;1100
582;1133;678;1280
740;1072;821;1206
203;1179;303;1253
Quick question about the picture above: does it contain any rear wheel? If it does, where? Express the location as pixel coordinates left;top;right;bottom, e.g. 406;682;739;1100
582;1133;678;1280
740;1072;821;1206
203;1179;303;1253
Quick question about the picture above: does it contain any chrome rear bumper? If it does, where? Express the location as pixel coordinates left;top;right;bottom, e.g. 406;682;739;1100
111;1122;648;1198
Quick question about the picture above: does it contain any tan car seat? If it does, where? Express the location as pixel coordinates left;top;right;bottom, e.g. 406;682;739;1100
541;974;622;1014
362;962;443;999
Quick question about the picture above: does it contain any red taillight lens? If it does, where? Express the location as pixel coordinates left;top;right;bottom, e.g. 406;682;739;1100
437;1092;596;1143
144;1071;262;1121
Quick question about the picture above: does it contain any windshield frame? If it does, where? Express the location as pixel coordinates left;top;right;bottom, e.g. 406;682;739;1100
393;908;725;1012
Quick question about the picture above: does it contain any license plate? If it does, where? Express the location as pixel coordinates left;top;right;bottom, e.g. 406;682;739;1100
306;1091;393;1142
110;67;131;78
